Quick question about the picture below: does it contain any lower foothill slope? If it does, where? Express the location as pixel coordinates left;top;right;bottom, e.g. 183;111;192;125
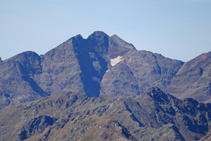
0;87;211;141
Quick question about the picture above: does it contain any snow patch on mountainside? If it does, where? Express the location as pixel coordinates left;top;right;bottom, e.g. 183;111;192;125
110;56;123;66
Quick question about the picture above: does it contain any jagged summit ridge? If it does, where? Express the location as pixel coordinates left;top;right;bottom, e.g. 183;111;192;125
0;31;136;109
143;87;170;104
111;34;135;50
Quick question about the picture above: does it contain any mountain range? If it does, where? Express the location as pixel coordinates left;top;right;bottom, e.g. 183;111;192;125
1;87;211;141
0;31;211;109
1;31;211;140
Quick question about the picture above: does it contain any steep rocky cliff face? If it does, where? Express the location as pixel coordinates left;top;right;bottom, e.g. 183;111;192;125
0;87;211;141
33;31;136;98
0;31;136;109
0;31;211;110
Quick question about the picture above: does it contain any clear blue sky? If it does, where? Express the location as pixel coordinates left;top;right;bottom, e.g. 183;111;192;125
0;0;211;61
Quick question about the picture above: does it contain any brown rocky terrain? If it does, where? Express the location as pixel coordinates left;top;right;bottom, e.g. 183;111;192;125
100;48;211;103
166;51;211;102
2;31;211;141
0;30;211;107
0;87;211;141
100;50;184;97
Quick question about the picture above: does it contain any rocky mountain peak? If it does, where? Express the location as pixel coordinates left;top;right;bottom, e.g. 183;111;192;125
5;51;42;75
75;34;83;39
1;31;211;140
0;31;211;111
111;34;136;50
142;87;170;104
144;87;165;96
88;31;109;39
68;34;84;44
167;51;211;102
177;51;211;75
